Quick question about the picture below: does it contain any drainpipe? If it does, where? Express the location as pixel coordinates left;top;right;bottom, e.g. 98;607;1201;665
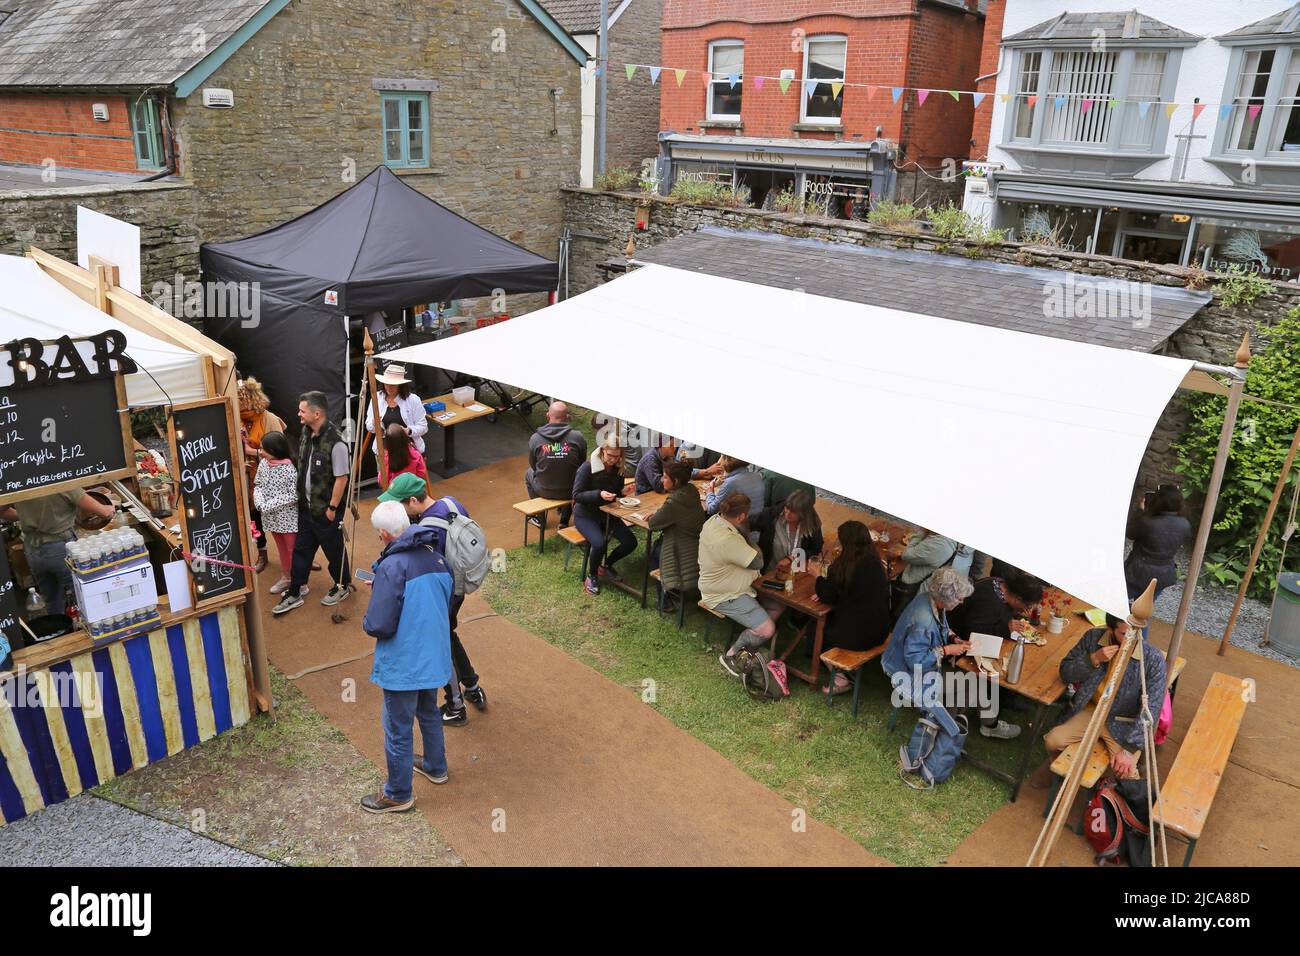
137;92;177;182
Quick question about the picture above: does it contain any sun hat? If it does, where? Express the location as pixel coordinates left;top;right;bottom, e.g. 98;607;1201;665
376;362;411;385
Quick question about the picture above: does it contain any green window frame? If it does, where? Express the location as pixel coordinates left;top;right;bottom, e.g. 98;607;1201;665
382;93;430;169
130;96;166;170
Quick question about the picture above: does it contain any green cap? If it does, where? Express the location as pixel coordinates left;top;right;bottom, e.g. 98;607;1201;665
378;472;427;503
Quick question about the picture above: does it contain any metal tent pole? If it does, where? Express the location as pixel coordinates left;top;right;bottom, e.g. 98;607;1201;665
1167;333;1251;665
597;0;609;177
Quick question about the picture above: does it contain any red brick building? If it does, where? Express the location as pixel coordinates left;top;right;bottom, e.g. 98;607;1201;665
657;0;986;212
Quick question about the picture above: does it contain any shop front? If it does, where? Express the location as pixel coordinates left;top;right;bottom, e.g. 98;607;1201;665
657;133;897;218
986;172;1300;278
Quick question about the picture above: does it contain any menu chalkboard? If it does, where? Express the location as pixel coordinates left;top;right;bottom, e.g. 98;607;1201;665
168;398;250;603
1;543;20;659
0;374;133;503
372;317;407;354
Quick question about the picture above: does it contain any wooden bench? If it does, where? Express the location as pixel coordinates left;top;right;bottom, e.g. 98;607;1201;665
649;569;689;629
819;645;887;718
1153;671;1251;866
699;600;740;645
512;498;569;554
559;525;590;577
1043;655;1185;827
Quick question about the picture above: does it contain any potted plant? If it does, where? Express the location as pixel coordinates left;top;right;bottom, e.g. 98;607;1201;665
1044;596;1072;633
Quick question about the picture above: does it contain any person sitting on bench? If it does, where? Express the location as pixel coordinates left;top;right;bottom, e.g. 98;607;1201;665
1043;613;1166;780
812;520;891;695
700;494;774;677
525;401;587;527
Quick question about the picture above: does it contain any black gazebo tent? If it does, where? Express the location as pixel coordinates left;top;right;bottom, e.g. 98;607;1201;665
200;165;558;421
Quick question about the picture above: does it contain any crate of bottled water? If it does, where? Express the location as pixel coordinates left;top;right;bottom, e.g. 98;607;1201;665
65;529;160;642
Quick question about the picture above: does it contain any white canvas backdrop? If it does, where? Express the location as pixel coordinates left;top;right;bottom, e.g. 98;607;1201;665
77;206;142;295
0;255;206;406
387;264;1194;615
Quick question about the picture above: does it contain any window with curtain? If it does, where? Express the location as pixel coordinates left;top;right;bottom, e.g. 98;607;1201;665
1229;49;1275;151
1013;51;1041;138
1270;51;1300;153
708;41;743;119
382;93;429;169
1042;50;1119;145
1120;51;1167;148
803;36;847;123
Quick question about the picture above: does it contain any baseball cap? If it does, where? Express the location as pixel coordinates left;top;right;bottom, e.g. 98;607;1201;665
378;472;427;503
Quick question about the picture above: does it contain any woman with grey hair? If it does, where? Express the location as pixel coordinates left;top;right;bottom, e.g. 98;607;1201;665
881;567;974;722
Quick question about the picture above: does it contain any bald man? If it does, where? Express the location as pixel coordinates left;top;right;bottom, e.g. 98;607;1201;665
526;401;587;527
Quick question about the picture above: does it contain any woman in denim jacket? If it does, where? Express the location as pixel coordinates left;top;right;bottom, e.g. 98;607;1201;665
881;567;975;735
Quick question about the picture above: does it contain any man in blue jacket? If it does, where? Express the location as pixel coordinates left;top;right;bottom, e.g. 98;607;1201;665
360;500;455;813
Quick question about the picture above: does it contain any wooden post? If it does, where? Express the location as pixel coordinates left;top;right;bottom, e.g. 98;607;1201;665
364;329;386;485
1027;580;1156;867
1219;419;1300;655
1167;333;1251;666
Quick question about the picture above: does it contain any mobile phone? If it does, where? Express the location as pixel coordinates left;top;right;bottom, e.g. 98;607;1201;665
760;580;786;591
354;568;375;582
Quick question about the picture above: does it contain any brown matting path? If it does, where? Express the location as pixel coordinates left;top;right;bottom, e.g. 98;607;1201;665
263;456;883;866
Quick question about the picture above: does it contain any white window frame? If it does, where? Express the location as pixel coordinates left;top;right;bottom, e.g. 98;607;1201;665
801;34;847;126
707;40;744;121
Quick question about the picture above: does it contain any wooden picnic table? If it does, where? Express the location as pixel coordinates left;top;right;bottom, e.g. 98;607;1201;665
424;392;496;471
598;480;709;606
950;586;1093;801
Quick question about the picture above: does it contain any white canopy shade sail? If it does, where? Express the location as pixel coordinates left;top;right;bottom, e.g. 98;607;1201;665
0;255;207;406
386;263;1194;616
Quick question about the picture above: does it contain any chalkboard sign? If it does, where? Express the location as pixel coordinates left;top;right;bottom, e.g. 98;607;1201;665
0;374;133;504
1;543;20;660
372;318;408;354
168;397;250;603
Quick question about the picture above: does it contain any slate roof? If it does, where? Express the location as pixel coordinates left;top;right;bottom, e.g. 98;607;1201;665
1220;3;1300;40
544;0;602;33
631;228;1211;353
0;0;270;89
1004;9;1200;44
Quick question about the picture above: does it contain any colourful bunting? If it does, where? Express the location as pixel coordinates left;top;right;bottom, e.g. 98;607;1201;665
866;84;879;100
805;79;819;99
1219;102;1234;120
592;64;603;78
1053;95;1066;109
1192;102;1206;121
1026;95;1038;108
1164;102;1178;119
728;73;740;88
1080;98;1093;113
916;89;930;105
973;92;986;108
948;90;960;102
891;87;903;103
625;64;636;81
779;76;792;94
754;75;764;91
702;71;712;86
649;66;662;84
831;81;844;99
675;69;686;86
1138;101;1151;118
1108;98;1120;109
998;93;1010;104
1248;104;1262;120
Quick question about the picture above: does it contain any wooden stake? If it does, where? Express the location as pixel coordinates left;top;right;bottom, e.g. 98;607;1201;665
1219;419;1300;655
1168;332;1250;666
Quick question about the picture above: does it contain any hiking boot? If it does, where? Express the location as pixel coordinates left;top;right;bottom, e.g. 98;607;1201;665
271;593;304;615
718;653;742;678
413;764;449;785
360;792;414;814
464;685;487;711
979;719;1023;740
254;551;268;573
441;704;468;726
321;584;353;606
583;576;600;595
598;564;622;583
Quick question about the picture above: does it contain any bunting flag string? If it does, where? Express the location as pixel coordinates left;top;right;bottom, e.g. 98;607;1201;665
614;62;1249;119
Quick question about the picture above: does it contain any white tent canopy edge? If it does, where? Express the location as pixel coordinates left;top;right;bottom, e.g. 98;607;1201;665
386;263;1196;617
0;254;207;406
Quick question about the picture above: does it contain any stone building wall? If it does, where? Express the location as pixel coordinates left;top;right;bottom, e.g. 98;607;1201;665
562;185;1300;493
169;0;583;316
0;181;199;289
606;0;663;174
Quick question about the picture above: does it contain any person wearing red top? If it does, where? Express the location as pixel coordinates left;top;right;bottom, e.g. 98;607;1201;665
380;423;428;490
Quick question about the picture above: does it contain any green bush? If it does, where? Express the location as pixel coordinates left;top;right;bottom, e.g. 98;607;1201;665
1174;308;1300;598
1213;263;1274;309
866;200;921;231
668;178;751;208
594;166;639;191
924;202;1007;245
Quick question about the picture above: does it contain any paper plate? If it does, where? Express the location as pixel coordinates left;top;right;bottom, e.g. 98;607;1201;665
618;497;641;507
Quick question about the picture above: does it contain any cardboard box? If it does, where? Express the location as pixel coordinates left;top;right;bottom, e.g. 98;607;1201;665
73;555;157;625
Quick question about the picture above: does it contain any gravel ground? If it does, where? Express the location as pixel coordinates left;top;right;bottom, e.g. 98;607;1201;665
814;489;1298;668
0;794;279;867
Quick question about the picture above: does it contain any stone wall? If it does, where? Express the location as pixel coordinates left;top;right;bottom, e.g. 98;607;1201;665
562;185;1300;493
0;181;199;288
607;0;663;174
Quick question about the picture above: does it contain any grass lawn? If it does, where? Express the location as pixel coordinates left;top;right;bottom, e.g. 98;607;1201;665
483;538;1055;866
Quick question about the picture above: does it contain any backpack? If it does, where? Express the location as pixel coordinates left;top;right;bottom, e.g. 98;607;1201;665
419;498;489;596
1086;779;1152;866
899;712;968;789
736;649;790;701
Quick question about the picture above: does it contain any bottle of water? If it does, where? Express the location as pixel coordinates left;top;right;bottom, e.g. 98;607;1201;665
1006;635;1025;684
26;587;46;617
